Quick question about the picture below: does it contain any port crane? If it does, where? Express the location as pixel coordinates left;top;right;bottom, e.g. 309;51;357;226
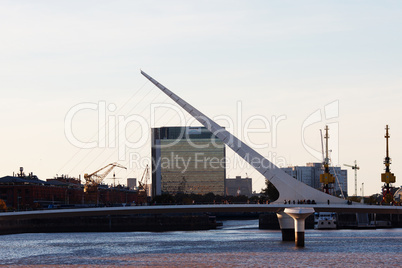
381;125;396;204
138;164;150;194
320;125;335;194
84;163;127;192
344;161;360;196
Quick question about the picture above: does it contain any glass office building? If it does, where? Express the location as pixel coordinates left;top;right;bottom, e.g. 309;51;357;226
151;126;226;197
281;163;348;197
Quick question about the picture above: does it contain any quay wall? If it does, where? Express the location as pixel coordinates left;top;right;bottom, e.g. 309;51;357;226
0;214;217;235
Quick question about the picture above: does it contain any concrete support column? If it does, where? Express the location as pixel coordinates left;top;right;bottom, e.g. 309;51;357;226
276;211;295;241
284;207;315;247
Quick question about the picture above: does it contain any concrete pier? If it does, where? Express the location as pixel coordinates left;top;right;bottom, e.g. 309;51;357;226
284;207;315;247
276;211;295;241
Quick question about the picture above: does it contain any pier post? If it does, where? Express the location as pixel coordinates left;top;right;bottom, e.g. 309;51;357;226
276;211;295;241
284;207;314;247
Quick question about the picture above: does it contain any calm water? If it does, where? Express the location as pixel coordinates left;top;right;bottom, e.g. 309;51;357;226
0;220;400;267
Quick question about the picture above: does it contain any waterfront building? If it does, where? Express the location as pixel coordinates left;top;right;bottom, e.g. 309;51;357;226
225;176;252;197
151;126;226;197
0;170;141;210
127;178;137;190
281;163;348;197
144;183;152;197
0;174;84;209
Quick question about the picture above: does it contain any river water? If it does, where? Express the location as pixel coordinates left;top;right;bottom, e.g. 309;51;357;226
0;219;400;267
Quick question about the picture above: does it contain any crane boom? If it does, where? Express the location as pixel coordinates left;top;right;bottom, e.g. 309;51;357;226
320;129;325;163
343;161;359;196
84;163;127;192
138;165;150;191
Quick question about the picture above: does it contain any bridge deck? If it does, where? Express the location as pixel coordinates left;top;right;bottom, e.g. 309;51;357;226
1;204;401;220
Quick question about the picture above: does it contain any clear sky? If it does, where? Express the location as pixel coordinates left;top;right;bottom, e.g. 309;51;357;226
1;0;401;196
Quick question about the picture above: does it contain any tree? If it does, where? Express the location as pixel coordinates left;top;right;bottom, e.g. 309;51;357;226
232;195;248;203
203;192;216;203
153;193;175;204
365;194;378;204
347;196;361;203
261;180;279;202
249;195;259;204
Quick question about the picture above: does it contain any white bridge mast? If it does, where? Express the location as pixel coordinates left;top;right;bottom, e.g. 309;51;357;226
141;70;345;204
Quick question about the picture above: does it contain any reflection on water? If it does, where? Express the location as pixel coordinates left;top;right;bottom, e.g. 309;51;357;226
0;219;400;267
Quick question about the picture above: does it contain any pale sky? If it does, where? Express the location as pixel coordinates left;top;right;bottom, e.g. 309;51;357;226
1;0;401;196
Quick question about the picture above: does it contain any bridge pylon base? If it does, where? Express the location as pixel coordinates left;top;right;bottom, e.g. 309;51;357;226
284;207;315;247
276;211;295;241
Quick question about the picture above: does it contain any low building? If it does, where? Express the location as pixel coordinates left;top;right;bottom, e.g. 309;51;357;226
0;171;142;210
0;175;84;209
127;178;137;190
225;176;252;197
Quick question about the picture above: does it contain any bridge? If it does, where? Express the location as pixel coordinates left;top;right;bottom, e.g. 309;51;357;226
1;203;401;220
2;71;398;247
0;203;401;246
138;70;401;246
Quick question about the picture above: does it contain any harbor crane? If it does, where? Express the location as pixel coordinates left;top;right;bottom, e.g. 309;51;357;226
138;165;150;194
321;129;344;198
320;125;335;194
381;125;396;204
84;163;127;192
344;161;360;196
